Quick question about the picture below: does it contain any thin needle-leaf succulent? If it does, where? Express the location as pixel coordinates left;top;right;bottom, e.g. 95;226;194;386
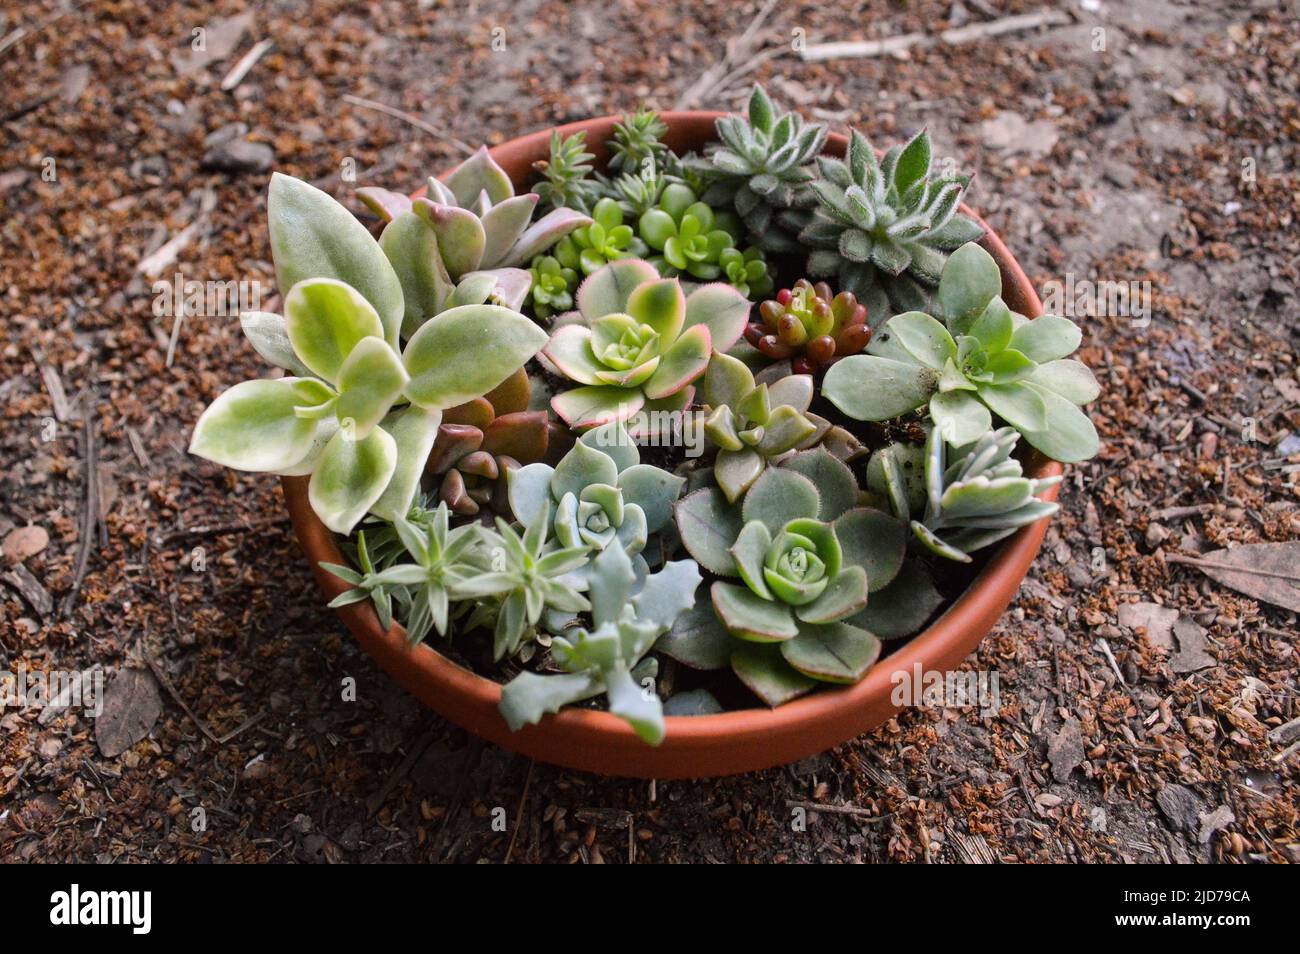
531;129;601;215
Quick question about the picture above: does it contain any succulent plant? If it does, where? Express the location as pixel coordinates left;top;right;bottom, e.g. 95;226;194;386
686;85;828;254
321;529;398;633
605;158;667;218
357;146;591;284
746;280;871;373
887;426;1062;563
801;128;985;320
552;197;649;276
698;351;825;502
637;183;742;281
454;511;592;660
324;502;485;645
672;462;907;706
426;368;553;517
542;258;749;431
608;108;670;174
823;242;1100;462
499;543;702;744
718;246;774;299
507;421;685;566
527;254;579;320
531;129;601;214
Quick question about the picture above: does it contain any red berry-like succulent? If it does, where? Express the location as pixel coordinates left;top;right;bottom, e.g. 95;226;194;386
744;279;870;374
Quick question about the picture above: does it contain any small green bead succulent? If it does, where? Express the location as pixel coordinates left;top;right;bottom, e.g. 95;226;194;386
553;197;649;276
823;242;1100;463
802;128;985;319
718;246;774;298
500;543;701;745
880;426;1062;563
699;351;825;502
527;254;579;320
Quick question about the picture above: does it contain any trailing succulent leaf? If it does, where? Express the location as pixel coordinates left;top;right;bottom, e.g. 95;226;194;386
325;502;485;645
685;85;828;254
553;197;649;276
527;254;579;320
672;464;903;706
801;128;985;320
892;426;1062;563
507;421;685;570
320;530;397;633
822;242;1101;462
608;108;670;174
698;351;825;502
357;146;592;283
531;129;601;214
499;544;701;744
426;368;554;517
454;511;592;661
746;279;871;374
542;258;749;431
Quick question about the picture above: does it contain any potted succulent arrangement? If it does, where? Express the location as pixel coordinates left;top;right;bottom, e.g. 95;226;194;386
189;87;1099;777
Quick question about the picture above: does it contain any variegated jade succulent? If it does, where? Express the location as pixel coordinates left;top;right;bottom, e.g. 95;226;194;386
823;242;1100;462
672;462;907;706
542;258;749;430
190;173;548;535
508;422;684;567
357;146;591;284
687;85;828;254
746;280;871;373
802;128;985;320
500;544;701;744
699;351;825;502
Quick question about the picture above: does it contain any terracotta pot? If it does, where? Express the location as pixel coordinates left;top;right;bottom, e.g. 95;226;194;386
282;112;1062;779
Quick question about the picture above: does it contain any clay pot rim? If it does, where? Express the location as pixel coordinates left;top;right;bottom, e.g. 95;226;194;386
281;112;1062;777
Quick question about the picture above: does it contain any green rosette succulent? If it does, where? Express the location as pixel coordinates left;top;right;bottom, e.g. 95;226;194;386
698;351;826;502
500;543;701;745
801;128;985;320
718;246;774;299
531;129;601;214
685;85;828;254
553;197;649;276
638;183;744;282
507;421;685;566
879;426;1062;563
608;108;670;174
671;461;909;706
527;254;579;320
542;258;750;431
823;242;1100;462
189;175;549;535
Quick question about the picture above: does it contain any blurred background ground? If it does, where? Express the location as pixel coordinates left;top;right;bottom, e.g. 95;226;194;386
0;0;1296;863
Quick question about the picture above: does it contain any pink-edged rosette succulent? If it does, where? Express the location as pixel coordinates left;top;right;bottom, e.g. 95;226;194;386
541;259;750;432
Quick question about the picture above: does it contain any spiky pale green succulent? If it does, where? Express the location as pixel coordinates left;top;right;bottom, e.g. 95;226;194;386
892;426;1062;563
527;254;579;320
499;543;701;744
802;128;985;320
189;173;548;535
608;108;670;174
542;258;749;431
606;158;667;218
507;421;684;565
531;129;601;214
357;146;590;285
823;242;1100;463
686;85;828;254
698;351;825;502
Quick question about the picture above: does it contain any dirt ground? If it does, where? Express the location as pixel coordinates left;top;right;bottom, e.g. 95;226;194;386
1;0;1296;863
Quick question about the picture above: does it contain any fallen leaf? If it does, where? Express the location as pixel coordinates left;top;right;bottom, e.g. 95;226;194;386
95;668;162;758
1117;601;1177;650
1171;617;1215;673
1155;783;1203;832
1197;805;1234;844
1169;543;1300;612
1046;719;1085;782
3;525;49;564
